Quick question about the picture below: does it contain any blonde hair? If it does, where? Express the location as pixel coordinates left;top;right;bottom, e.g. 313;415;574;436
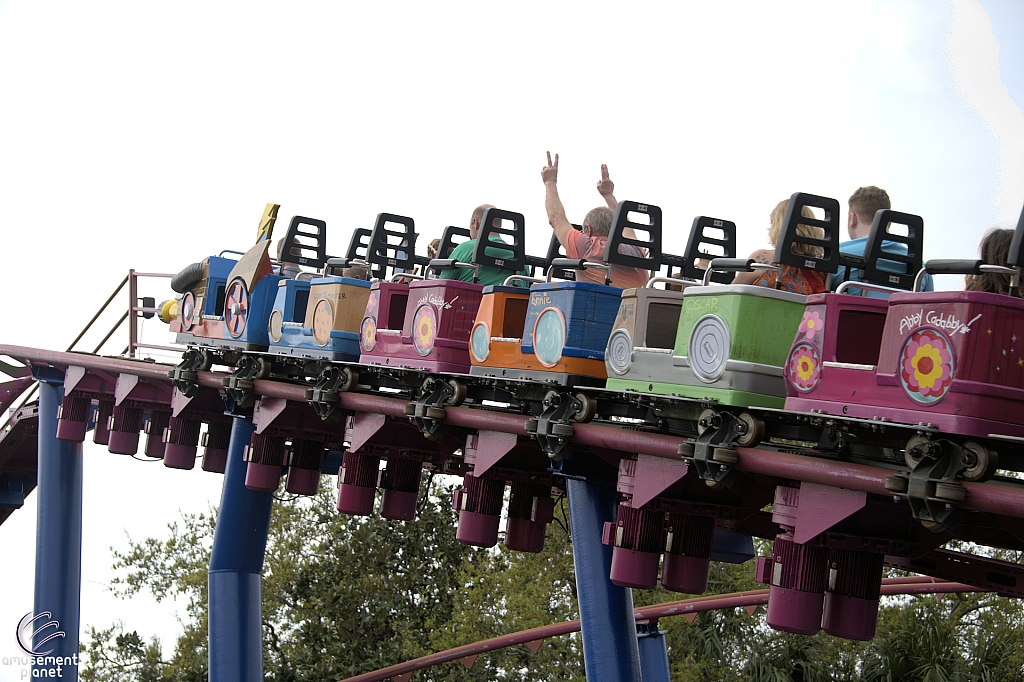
768;199;824;258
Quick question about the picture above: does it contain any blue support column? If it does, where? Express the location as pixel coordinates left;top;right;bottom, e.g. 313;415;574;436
636;622;671;682
566;478;641;682
32;377;83;681
208;417;272;682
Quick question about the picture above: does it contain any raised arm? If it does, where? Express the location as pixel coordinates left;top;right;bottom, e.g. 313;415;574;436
599;163;644;246
543;152;575;246
597;163;618;211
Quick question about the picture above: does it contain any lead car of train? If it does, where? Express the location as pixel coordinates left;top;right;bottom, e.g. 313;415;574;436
52;192;1024;642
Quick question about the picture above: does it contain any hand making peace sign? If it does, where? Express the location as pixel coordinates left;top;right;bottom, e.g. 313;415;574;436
541;151;559;185
597;163;614;197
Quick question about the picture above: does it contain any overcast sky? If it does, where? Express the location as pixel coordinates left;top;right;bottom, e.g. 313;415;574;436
1;0;1023;677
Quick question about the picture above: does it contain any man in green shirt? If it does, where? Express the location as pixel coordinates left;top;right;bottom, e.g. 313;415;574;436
437;204;529;286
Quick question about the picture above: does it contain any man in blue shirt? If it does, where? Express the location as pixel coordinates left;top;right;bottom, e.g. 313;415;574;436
833;186;933;296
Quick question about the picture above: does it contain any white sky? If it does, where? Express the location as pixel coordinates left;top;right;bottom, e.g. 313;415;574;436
0;0;1022;677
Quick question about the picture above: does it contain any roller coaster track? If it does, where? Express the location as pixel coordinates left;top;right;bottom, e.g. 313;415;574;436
3;344;1024;519
341;577;987;682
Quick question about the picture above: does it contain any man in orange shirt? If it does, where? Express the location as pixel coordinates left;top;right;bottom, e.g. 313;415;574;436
541;152;650;289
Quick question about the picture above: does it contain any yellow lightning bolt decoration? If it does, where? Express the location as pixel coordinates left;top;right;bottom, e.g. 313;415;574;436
256;203;281;244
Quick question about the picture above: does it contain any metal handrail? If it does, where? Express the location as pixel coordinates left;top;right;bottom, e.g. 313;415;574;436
0;269;179;434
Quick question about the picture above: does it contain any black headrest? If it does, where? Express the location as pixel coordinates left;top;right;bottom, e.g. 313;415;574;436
772;192;841;273
680;216;737;283
472;208;526;272
861;209;924;291
345;228;372;262
438;226;471;263
1010;199;1024;268
545;229;578;280
366;213;416;277
280;216;328;269
604;201;662;270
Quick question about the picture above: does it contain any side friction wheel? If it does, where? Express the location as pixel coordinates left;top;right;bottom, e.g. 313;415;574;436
446;379;468;407
339;367;359;393
735;412;765;447
960;441;996;482
572;392;596;423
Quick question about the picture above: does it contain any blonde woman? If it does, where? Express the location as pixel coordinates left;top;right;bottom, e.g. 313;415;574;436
733;199;827;294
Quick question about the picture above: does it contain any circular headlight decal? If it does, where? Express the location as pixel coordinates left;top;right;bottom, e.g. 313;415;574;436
268;309;284;343
312;299;334;347
688;314;730;383
607;328;633;375
470;322;490;363
224;278;249;338
181;292;195;331
533;307;567;368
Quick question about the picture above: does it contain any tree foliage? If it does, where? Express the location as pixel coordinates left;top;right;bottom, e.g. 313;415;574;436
81;479;1024;682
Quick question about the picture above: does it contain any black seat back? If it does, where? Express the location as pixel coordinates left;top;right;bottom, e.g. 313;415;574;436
545;229;578;280
603;200;662;272
678;216;737;283
366;213;416;279
437;225;471;263
860;209;924;291
472;208;526;272
345;228;372;263
280;216;328;269
773;192;841;274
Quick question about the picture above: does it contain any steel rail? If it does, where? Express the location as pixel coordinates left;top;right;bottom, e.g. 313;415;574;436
2;344;1024;517
339;579;985;682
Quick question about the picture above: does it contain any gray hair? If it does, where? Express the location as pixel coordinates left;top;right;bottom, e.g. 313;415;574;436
584;207;615;237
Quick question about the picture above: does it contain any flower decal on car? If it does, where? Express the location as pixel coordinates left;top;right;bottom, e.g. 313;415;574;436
899;328;954;404
798;309;823;340
412;304;437;356
360;316;376;353
787;342;820;392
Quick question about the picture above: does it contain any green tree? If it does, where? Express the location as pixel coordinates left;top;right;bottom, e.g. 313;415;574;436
82;480;1024;682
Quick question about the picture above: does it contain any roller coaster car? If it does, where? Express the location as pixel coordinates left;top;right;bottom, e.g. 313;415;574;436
355;212;427;366
170;255;237;345
268;226;371;361
785;207;1024;479
665;192;841;409
605;216;738;393
474;202;662;386
362;209;526;374
467;231;565;380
